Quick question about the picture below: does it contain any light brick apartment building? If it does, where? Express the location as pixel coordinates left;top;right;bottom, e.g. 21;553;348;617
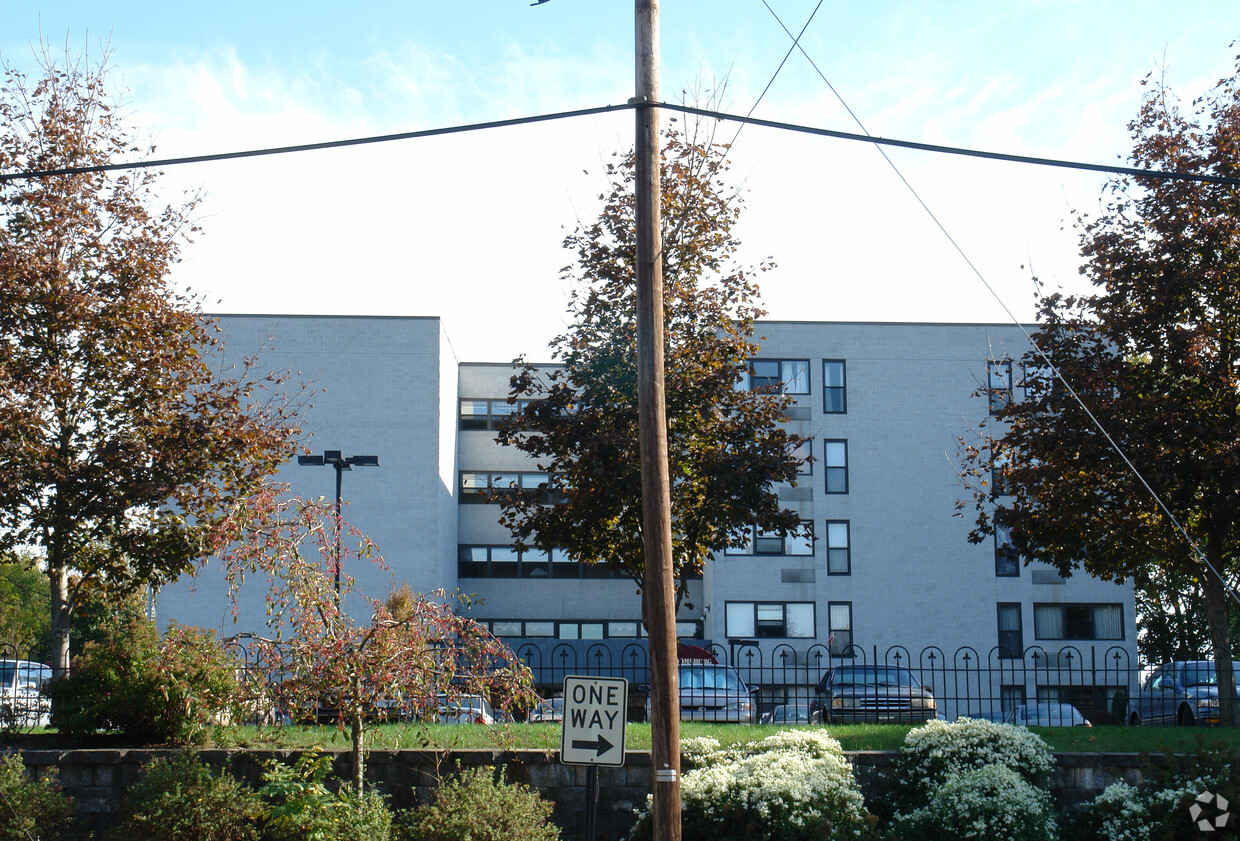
161;314;1136;720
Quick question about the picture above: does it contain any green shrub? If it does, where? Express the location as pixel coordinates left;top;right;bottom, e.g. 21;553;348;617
630;728;872;841
0;754;75;841
395;765;560;841
108;752;262;841
259;748;391;841
892;764;1057;841
45;617;239;744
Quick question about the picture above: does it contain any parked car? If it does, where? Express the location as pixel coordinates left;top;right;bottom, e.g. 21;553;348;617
529;697;563;722
434;693;496;725
1011;702;1091;727
646;663;757;723
1128;661;1240;727
809;665;937;724
0;660;51;728
759;703;816;725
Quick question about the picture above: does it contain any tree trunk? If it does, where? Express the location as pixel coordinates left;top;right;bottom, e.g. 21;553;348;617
1201;565;1239;725
350;676;365;797
48;561;71;679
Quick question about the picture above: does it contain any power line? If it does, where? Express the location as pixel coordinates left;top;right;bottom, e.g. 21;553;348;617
754;1;1240;607
2;100;1238;187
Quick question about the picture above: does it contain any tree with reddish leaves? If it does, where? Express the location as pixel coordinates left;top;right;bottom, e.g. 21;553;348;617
497;125;808;615
959;60;1240;722
213;488;535;795
0;49;303;679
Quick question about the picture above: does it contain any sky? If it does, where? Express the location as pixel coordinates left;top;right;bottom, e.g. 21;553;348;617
2;2;1237;362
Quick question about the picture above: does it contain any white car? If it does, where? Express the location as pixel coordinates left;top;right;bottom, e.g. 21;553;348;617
0;660;52;728
1011;702;1091;727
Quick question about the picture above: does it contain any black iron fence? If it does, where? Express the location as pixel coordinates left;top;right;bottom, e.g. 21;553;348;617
513;640;1179;726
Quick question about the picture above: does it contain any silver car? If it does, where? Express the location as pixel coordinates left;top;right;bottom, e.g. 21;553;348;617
646;664;756;723
0;660;51;728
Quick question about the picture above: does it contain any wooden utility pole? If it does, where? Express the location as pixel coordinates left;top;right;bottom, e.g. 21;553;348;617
634;2;681;840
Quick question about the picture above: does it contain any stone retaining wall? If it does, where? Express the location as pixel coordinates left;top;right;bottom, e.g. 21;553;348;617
9;748;1161;839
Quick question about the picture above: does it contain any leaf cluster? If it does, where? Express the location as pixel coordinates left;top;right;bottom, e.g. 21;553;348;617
957;58;1240;589
0;49;304;631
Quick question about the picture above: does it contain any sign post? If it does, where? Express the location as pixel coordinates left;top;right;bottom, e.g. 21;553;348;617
561;676;628;841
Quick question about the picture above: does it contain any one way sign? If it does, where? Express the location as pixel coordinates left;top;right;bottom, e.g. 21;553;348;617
560;676;627;767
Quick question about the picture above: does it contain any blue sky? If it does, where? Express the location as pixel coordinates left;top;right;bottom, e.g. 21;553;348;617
2;2;1236;361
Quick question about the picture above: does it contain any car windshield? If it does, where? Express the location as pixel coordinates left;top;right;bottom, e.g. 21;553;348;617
0;664;14;690
679;665;745;691
831;667;920;688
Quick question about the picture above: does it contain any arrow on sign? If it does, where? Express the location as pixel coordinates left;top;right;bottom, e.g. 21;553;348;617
570;734;614;757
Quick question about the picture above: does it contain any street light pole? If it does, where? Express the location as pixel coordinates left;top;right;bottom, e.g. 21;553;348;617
297;450;380;595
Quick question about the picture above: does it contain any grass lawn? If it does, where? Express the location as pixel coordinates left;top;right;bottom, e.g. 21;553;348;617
209;721;1240;755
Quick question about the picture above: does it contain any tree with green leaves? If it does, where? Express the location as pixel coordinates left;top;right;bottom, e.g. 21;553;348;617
958;60;1240;722
0;552;49;659
0;49;303;678
496;123;807;614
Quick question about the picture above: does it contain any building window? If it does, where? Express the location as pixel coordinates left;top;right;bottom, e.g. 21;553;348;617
727;522;813;556
995;523;1019;577
997;603;1023;658
459;471;565;504
828;602;852;656
988;360;1013;415
790;438;812;475
823;360;847;413
460;545;631;579
459;398;525;431
825;520;850;575
1033;603;1124;640
744;359;810;394
724;602;815;638
1021;362;1054;400
1000;684;1026;716
824;440;848;494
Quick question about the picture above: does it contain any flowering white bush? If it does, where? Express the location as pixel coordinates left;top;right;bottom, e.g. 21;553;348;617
1067;775;1218;841
894;764;1057;841
679;736;723;767
897;717;1055;796
628;729;872;841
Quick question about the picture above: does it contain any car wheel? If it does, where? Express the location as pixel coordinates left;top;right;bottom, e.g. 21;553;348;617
1127;711;1140;727
1178;705;1196;727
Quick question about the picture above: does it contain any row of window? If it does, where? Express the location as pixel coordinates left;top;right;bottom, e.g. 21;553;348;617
724;521;852;575
459;471;567;505
997;602;1125;657
459;359;850;431
722;601;853;652
459;546;640;580
460;438;848;502
462;358;1030;432
736;359;848;414
478;618;701;640
987;359;1054;416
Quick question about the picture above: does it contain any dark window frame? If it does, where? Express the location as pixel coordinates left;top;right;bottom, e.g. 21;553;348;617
745;358;811;395
828;601;853;656
825;519;851;575
824;439;849;494
724;601;816;639
995;523;1019;577
823;359;847;414
1033;602;1125;641
997;602;1023;659
988;359;1014;415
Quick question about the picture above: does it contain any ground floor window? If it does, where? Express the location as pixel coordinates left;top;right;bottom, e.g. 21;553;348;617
724;602;815;639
